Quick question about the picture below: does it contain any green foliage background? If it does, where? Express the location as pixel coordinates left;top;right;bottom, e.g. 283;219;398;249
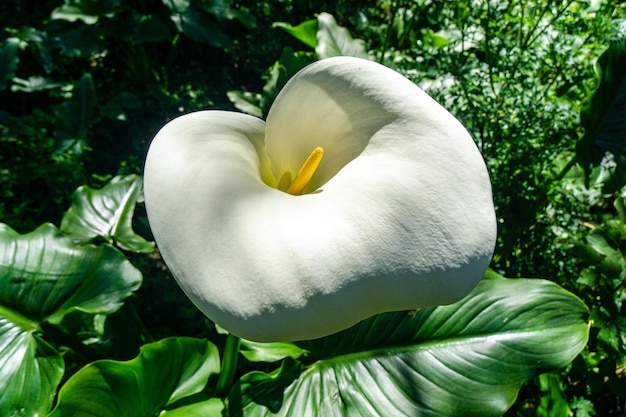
1;0;625;415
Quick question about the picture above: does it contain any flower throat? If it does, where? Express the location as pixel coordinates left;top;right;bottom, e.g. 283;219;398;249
277;147;324;195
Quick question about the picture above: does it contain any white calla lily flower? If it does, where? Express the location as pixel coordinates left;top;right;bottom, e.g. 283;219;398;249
144;57;496;342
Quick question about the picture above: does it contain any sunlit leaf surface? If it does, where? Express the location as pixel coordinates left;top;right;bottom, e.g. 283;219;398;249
49;337;222;417
0;223;142;416
227;271;589;417
61;175;154;253
0;317;63;417
315;12;369;59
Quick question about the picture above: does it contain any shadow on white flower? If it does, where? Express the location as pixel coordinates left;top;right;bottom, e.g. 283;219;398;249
144;57;497;342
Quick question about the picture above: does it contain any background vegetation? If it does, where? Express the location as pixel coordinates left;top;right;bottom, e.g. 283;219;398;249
1;0;625;415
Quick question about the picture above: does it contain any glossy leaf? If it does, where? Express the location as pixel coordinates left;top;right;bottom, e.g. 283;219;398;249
227;271;589;417
0;223;142;416
239;340;306;363
0;316;64;417
60;175;154;253
0;223;142;321
273;19;318;49
160;399;224;417
577;38;626;190
315;12;369;59
49;337;222;417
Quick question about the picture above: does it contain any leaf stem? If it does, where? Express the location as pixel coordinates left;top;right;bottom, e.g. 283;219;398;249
214;333;241;397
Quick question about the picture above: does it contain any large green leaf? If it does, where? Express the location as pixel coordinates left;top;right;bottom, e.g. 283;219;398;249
577;38;626;190
0;223;142;321
315;12;369;60
0;223;142;416
60;175;154;253
49;337;222;417
0;316;64;417
226;271;589;417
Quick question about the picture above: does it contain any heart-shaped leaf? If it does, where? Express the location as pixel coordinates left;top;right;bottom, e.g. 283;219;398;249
226;271;589;417
0;223;142;321
315;12;369;59
61;175;154;253
49;337;222;417
0;223;142;416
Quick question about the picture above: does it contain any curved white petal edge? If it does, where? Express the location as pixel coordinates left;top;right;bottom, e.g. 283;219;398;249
144;56;497;342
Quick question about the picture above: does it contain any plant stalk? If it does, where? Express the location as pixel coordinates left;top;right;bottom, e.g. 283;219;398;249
214;333;241;397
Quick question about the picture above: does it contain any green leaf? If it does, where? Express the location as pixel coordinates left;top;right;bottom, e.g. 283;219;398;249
161;0;190;14
227;271;589;417
315;12;369;59
160;398;224;416
273;19;318;49
423;29;450;48
535;373;572;416
226;90;262;118
60;175;155;253
0;223;142;322
0;223;142;416
49;337;222;417
577;38;626;190
51;0;121;24
11;76;64;93
54;73;98;143
0;317;64;417
239;340;306;363
170;8;233;50
200;0;256;29
0;38;19;91
51;26;106;58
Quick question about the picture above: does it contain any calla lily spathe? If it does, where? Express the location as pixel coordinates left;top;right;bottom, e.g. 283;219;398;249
144;57;497;342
